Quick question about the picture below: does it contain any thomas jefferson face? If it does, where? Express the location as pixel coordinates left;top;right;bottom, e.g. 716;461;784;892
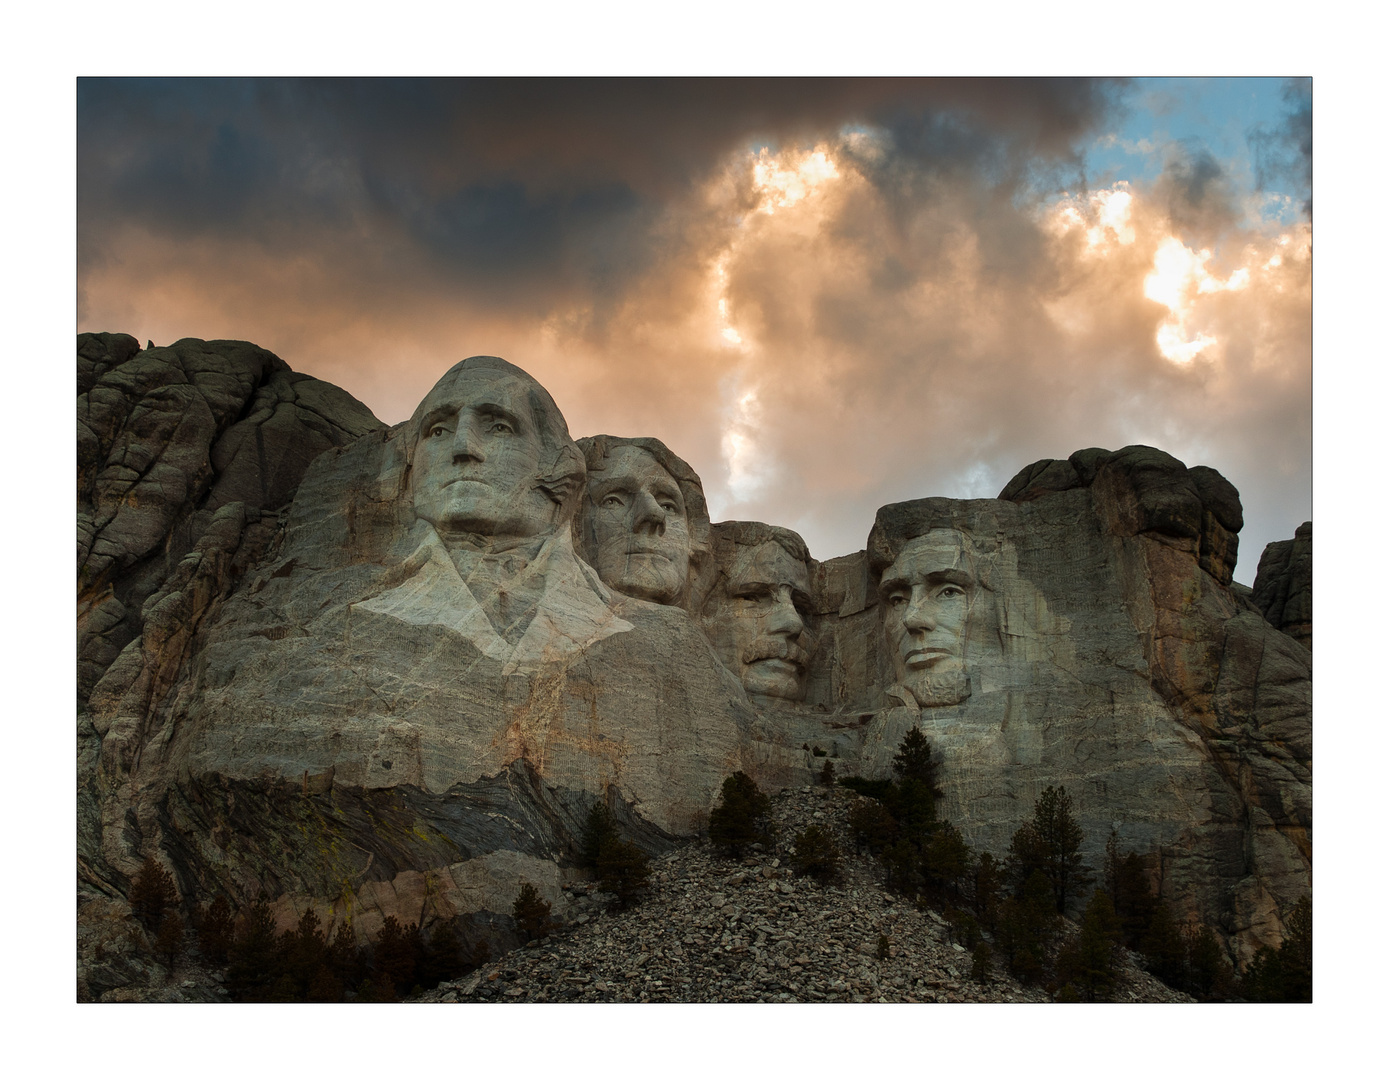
410;368;559;542
585;445;691;604
881;529;975;708
706;541;813;702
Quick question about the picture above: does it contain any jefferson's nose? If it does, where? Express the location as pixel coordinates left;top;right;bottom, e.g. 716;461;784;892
767;586;805;637
631;490;667;535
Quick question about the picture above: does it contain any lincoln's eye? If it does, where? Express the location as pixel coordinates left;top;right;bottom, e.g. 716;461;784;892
601;494;624;508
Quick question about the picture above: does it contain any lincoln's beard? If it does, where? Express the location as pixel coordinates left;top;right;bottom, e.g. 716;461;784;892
902;665;970;708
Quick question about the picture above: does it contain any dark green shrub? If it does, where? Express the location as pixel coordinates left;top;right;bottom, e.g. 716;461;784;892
581;801;620;869
708;772;773;857
153;911;184;965
876;933;891;960
1054;888;1122;1001
512;881;554;941
197;895;235;965
820;759;836;786
597;839;651;908
971;942;993;984
945;908;982;950
847;799;898;855
788;824;841;882
129;855;178;930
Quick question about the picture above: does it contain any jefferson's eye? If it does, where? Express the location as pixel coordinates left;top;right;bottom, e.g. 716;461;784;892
938;585;965;598
659;500;679;513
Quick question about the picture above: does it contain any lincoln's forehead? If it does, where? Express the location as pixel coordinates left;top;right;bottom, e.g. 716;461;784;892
889;531;972;580
730;540;810;591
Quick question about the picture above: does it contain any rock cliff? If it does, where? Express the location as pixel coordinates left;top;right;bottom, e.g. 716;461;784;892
77;337;1310;994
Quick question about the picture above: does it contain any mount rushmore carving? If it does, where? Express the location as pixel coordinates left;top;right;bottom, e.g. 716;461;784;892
78;334;1310;980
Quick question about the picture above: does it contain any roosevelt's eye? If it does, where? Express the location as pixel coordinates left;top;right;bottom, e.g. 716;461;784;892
887;592;908;607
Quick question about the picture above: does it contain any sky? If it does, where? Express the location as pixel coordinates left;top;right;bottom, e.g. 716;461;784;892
76;77;1311;586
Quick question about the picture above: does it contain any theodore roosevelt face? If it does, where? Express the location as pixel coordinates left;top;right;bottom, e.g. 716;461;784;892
706;540;813;702
410;368;559;542
584;445;691;605
880;529;975;708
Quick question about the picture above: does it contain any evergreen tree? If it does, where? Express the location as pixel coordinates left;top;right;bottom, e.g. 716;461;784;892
923;820;972;901
512;881;554;940
971;852;1004;932
596;839;651;908
1007;787;1090;914
372;916;419;999
888;728;941;845
1139;898;1185;987
996;869;1058;986
417;920;464;988
847;799;898;856
580;801;620;869
129;855;178;930
1055;888;1122;1001
788;825;841;882
1243;896;1311;1002
227;900;281;1001
153;911;185;966
1183;923;1235;1001
708;772;773;857
197;895;235;965
282;906;328;996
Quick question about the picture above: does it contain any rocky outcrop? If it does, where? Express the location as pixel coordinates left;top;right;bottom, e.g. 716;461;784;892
1252;522;1312;650
77;340;1310;991
77;334;384;708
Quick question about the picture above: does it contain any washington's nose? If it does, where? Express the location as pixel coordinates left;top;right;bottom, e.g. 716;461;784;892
451;419;485;462
631;490;667;535
767;586;805;637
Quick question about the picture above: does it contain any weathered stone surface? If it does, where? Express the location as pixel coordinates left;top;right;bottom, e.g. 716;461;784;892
78;345;1309;990
77;334;384;707
1252;522;1312;649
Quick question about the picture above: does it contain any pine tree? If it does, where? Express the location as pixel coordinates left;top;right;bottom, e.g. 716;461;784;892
597;838;651;908
971;852;1004;932
1007;787;1090;914
580;801;620;869
197;895;235;965
227;900;280;1001
1055;888;1122;1001
129;855;178;930
372;916;418;999
154;911;185;966
996;869;1058;986
923;820;972;900
512;881;554;940
847;799;898;856
788;825;841;882
1139;898;1185;987
708;772;773;857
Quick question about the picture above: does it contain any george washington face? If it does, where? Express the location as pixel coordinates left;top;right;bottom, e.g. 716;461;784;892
410;367;560;542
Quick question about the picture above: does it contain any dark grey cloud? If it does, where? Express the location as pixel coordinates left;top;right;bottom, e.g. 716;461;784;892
79;77;1123;314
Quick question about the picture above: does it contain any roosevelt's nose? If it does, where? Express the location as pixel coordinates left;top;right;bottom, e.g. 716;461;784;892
767;586;805;637
631;490;667;535
451;417;485;462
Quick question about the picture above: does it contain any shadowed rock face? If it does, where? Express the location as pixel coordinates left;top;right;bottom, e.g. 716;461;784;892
77;334;384;708
78;340;1310;980
1252;522;1312;650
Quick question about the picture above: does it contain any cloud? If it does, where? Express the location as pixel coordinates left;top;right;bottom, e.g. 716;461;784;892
1250;78;1313;216
77;78;1308;585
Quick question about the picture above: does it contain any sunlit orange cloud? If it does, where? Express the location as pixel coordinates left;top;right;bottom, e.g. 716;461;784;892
79;134;1309;584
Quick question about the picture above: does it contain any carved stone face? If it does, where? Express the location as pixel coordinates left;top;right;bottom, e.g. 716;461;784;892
585;445;692;604
881;529;974;707
410;368;559;542
706;540;813;702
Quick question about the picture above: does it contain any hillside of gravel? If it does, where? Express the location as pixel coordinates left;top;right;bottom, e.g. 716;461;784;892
417;784;1193;1004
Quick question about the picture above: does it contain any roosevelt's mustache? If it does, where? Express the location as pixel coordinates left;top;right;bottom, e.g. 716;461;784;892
742;639;812;668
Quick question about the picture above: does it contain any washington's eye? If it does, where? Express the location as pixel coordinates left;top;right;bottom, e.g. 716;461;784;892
429;425;449;438
488;420;515;434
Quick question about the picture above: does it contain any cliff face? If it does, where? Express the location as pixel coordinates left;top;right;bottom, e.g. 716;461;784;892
77;337;1310;993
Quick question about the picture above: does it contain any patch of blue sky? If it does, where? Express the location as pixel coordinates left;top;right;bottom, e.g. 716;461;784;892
1084;77;1307;221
